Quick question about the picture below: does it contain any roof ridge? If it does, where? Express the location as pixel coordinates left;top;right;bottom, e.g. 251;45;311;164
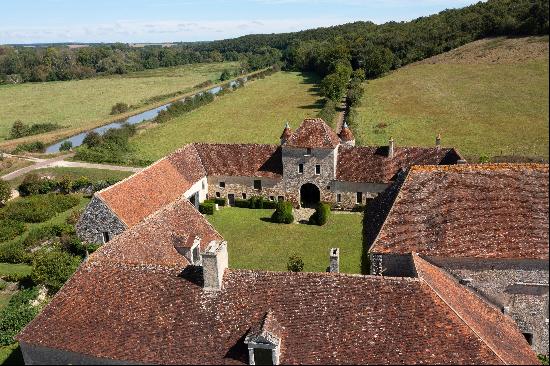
227;268;421;282
411;162;549;173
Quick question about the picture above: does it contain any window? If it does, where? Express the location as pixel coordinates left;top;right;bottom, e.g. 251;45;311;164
202;181;205;190
219;181;225;188
269;196;275;201
315;165;321;175
337;194;342;203
298;163;304;174
356;192;363;204
254;180;262;190
523;332;534;345
216;192;221;198
305;148;312;156
242;193;247;199
253;348;274;365
102;232;110;243
277;196;285;202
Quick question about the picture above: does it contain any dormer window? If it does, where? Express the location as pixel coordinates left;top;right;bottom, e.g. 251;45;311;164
245;311;282;365
173;236;202;265
305;148;312;156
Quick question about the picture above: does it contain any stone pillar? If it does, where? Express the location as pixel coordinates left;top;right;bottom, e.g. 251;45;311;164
388;137;394;159
436;134;441;149
202;240;228;291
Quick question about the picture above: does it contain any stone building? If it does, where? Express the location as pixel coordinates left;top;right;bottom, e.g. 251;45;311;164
18;194;539;364
365;163;550;355
76;117;462;243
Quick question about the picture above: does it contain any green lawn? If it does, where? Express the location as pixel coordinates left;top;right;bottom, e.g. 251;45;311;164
207;208;363;274
0;62;238;142
0;263;32;277
8;167;134;188
130;71;322;161
353;38;549;160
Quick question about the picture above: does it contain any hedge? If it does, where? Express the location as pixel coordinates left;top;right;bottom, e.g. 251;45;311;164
309;202;331;226
199;202;215;215
18;174;121;197
0;220;25;242
214;197;227;207
271;201;294;224
0;194;80;223
234;198;250;208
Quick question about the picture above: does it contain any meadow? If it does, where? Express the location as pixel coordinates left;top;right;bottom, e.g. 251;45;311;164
207;208;364;274
0;62;238;145
130;71;322;161
353;37;549;161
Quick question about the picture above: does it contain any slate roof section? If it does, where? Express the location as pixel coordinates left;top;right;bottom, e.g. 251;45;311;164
413;254;539;365
194;143;283;179
336;145;462;183
284;118;341;148
97;144;206;227
17;264;505;365
370;164;550;259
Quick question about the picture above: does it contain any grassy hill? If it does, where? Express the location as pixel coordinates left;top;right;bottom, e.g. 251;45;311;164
352;36;549;161
0;62;238;143
130;71;322;161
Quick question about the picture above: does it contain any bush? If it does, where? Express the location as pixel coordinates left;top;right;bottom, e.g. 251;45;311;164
220;69;232;81
22;223;74;248
287;254;304;272
110;102;129;115
263;200;277;209
271;201;294;224
0;241;31;264
249;196;265;209
59;140;72;151
8;121;60;140
234;198;250;208
214;197;227;207
309;202;331;226
31;249;81;293
0;179;11;206
82;131;102;148
0;287;40;346
13;141;45;153
0;194;80;223
18;174;57;196
199;202;215;215
0;220;25;242
352;204;366;212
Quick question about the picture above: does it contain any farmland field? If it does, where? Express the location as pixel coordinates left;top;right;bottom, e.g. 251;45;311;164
0;62;238;144
207;208;363;274
353;37;549;161
130;71;322;161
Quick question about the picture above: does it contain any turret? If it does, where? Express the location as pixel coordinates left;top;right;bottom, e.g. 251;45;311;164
338;122;355;147
280;122;292;145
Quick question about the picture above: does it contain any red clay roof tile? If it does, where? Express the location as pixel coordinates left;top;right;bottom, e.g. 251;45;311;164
284;118;341;148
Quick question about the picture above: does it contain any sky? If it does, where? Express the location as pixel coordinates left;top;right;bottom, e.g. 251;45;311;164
1;0;480;45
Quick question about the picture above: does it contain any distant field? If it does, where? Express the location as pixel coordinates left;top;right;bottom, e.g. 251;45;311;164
207;208;363;274
0;62;238;143
130;71;322;161
353;37;549;160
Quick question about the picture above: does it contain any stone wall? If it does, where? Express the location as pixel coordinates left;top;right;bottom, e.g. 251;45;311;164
207;175;286;204
429;257;549;355
19;342;137;365
332;181;388;209
76;196;127;244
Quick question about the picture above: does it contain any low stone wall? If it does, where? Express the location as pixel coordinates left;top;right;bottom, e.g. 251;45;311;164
76;196;127;244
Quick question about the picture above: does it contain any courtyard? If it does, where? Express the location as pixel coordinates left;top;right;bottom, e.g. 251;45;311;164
207;207;364;274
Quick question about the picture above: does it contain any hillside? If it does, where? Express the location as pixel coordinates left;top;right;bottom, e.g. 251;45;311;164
352;36;549;161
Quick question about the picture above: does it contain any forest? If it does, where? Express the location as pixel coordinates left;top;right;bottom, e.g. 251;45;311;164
0;0;547;84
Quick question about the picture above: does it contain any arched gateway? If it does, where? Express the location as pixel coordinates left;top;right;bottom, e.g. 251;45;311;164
300;183;320;208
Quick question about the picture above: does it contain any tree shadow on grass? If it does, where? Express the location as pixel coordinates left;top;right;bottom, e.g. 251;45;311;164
299;98;325;110
2;344;24;365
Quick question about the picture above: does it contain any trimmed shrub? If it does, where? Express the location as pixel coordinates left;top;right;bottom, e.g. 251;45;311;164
271;201;294;224
0;287;40;346
214;197;227;207
31;249;81;293
263;200;277;209
0;220;25;242
309;202;331;226
287;254;304;272
199;202;215;215
234;198;250;208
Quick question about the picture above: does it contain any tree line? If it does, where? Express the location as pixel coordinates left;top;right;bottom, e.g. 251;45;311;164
0;0;547;85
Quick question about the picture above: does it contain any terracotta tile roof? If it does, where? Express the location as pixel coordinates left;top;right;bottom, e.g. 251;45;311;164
194;143;283;178
91;197;222;269
370;164;550;259
284;118;341;148
338;124;354;142
413;254;539;365
280;125;292;141
97;144;206;227
336;145;462;183
17;266;505;365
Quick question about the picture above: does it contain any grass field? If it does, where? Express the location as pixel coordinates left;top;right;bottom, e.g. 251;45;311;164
8;167;134;188
0;263;32;277
207;208;363;274
353;37;549;160
0;62;238;143
130;71;322;161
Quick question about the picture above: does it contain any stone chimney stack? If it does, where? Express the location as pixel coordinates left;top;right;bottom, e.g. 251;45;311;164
202;240;228;291
388;137;395;159
329;248;340;273
436;134;441;149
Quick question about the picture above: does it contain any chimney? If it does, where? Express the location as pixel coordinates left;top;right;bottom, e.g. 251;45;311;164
436;134;441;149
202;240;228;291
329;248;340;273
388;137;394;159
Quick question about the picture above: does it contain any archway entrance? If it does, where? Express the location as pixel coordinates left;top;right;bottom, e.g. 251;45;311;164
300;183;320;208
